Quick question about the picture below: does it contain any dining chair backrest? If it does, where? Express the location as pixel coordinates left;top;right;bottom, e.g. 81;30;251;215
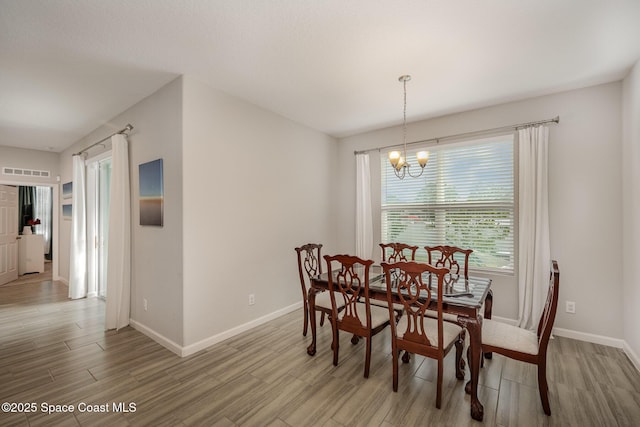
380;243;419;287
425;245;473;279
380;242;418;263
324;254;374;331
381;261;450;349
295;243;322;291
294;243;323;336
537;260;560;354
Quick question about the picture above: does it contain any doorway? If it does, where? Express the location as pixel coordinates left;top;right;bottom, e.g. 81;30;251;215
86;153;111;298
18;185;53;258
0;182;58;286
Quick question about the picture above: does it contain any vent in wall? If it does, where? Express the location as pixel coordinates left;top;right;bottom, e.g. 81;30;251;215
2;167;50;178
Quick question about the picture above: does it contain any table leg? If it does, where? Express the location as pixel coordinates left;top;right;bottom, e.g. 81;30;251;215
463;316;484;421
483;289;493;359
306;288;317;356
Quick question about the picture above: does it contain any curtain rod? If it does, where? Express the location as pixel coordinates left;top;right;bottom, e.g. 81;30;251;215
353;116;559;155
73;124;134;156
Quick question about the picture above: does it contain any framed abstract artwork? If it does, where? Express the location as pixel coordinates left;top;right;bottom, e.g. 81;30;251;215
139;158;164;226
62;203;72;220
62;181;72;199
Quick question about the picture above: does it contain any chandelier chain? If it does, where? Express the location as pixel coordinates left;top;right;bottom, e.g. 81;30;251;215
403;77;407;153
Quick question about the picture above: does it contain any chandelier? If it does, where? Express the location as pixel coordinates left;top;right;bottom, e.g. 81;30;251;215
388;75;429;179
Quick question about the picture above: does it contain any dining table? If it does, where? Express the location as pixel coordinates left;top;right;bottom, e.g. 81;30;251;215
308;264;493;421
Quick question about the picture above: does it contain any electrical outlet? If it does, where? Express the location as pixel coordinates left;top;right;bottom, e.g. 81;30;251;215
143;298;148;311
565;301;575;314
249;294;255;306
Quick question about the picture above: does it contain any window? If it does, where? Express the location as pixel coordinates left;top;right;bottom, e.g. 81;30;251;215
381;134;514;272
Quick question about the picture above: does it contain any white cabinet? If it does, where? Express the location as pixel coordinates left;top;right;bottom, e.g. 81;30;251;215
18;234;44;275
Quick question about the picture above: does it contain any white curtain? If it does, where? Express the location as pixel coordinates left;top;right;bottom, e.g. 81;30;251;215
69;155;88;299
34;186;52;255
105;134;131;330
356;153;373;259
517;125;551;330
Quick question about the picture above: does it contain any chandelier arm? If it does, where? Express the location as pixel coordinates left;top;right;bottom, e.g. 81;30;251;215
406;166;425;179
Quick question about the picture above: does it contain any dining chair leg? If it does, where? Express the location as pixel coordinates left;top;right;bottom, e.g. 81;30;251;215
538;363;551;415
364;337;371;378
455;336;464;380
320;311;326;327
302;299;309;336
332;322;340;366
436;359;443;409
459;330;466;370
392;346;399;392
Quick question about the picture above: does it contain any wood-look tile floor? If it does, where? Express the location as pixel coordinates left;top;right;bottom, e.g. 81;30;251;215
1;278;639;426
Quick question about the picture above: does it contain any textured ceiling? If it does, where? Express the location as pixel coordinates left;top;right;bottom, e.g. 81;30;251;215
1;0;640;152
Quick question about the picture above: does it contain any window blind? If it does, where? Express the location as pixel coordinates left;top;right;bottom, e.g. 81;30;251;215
381;135;515;272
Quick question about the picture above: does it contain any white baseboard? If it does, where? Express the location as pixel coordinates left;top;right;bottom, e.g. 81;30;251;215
129;301;303;358
180;301;302;357
623;341;640;372
552;327;624;349
129;319;183;356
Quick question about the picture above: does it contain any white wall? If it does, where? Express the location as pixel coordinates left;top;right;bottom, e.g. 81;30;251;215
181;76;338;348
59;77;184;346
0;146;60;184
622;60;640;367
337;82;624;340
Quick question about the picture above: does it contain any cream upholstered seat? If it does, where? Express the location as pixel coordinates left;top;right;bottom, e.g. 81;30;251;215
482;319;539;355
381;260;465;409
481;260;560;416
339;302;390;329
324;254;391;378
315;291;343;311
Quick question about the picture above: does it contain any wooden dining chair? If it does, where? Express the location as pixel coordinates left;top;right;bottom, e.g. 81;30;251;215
425;245;473;283
381;260;465;408
376;243;419;314
424;245;476;358
424;245;493;328
424;245;474;322
380;242;419;263
481;260;560;415
324;254;391;378
295;244;344;337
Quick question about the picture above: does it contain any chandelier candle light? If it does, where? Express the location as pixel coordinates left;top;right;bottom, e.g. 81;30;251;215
388;75;429;179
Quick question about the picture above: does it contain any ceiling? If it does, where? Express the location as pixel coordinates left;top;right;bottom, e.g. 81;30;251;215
2;1;640;153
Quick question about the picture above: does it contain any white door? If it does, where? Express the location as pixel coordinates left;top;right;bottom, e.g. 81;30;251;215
97;157;111;298
87;155;111;298
0;184;19;285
